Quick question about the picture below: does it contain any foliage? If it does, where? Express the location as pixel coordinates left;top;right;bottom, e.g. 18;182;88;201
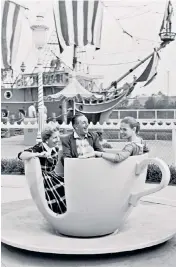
1;128;23;138
144;96;157;109
1;158;25;174
131;98;143;109
169;165;176;185
144;94;176;109
146;164;176;185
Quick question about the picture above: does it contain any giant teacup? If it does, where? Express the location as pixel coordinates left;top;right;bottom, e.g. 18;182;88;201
25;154;170;237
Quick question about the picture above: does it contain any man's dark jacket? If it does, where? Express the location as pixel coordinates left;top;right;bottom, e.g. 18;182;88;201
60;132;103;165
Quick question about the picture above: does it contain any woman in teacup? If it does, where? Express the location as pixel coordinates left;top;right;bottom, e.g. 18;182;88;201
18;126;66;214
95;116;149;162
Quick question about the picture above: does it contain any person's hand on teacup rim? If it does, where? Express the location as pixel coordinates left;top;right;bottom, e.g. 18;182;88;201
79;151;105;159
78;151;96;159
36;151;52;158
94;151;103;158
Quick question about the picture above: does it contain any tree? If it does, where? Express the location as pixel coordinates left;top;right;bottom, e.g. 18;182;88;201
170;101;176;108
144;96;156;109
157;91;165;97
131;98;142;109
155;99;168;109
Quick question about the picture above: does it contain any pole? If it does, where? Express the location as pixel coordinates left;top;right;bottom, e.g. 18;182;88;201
167;70;170;96
62;99;67;124
36;49;45;143
106;42;168;90
172;127;176;166
73;100;76;116
72;44;77;116
73;44;77;71
167;70;170;107
61;45;77;124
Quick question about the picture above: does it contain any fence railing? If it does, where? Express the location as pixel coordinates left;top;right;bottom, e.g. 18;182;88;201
1;121;176;165
110;109;176;120
1;120;176;129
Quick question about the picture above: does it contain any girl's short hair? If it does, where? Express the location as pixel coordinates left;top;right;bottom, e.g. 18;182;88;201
121;116;140;134
41;126;57;142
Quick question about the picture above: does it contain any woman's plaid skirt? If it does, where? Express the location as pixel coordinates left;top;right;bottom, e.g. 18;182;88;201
42;170;67;214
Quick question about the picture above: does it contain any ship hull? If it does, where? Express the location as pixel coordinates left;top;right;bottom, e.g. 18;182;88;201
75;90;128;123
1;87;128;124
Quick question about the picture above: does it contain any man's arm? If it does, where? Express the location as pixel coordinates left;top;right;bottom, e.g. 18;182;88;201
32;107;37;118
92;132;104;152
60;137;72;166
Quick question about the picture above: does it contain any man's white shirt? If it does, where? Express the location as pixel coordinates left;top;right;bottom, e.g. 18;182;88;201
28;105;36;118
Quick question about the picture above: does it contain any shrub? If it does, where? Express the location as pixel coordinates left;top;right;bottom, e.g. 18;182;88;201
1;158;25;174
146;164;162;183
169;165;176;185
146;164;176;185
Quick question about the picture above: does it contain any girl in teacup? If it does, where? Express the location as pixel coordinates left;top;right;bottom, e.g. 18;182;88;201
95;116;149;162
18;126;66;214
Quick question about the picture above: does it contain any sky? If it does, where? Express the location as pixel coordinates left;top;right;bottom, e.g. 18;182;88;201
10;0;176;96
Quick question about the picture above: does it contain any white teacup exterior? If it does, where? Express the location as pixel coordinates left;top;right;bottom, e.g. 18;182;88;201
25;154;170;237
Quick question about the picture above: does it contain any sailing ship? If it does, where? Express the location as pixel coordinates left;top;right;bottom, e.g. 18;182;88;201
1;0;175;124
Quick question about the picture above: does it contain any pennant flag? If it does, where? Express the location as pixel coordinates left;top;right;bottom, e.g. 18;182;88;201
136;50;160;87
160;0;173;33
137;56;154;83
53;0;103;53
144;50;160;87
1;0;24;70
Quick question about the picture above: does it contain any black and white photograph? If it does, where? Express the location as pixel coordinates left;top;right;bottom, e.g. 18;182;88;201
1;0;176;266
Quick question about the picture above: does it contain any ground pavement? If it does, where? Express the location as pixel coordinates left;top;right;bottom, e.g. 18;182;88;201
1;175;176;267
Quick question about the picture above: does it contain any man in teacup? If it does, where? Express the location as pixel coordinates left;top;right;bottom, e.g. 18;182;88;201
61;113;103;165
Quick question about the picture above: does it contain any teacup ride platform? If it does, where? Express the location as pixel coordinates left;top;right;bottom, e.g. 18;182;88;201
2;155;176;255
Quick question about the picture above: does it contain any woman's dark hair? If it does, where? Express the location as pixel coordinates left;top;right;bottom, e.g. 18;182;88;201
121;116;140;134
19;109;25;115
41;126;57;142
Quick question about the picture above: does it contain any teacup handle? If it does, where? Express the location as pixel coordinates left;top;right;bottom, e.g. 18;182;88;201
129;158;170;206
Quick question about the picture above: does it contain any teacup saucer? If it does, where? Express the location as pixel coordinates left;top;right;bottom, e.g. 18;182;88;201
2;200;176;255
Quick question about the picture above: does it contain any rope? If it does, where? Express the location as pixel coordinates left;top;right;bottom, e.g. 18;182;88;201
101;0;161;45
77;60;141;66
51;50;73;71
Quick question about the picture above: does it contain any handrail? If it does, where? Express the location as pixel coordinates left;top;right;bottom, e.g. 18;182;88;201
113;109;176;112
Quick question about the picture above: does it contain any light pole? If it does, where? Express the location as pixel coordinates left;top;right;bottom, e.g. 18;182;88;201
20;62;26;73
31;14;49;142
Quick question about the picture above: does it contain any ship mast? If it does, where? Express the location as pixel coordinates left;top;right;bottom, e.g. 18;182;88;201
61;44;77;123
72;45;78;116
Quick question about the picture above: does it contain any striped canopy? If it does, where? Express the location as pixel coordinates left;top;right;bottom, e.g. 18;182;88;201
53;0;104;53
45;75;103;101
1;0;23;69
